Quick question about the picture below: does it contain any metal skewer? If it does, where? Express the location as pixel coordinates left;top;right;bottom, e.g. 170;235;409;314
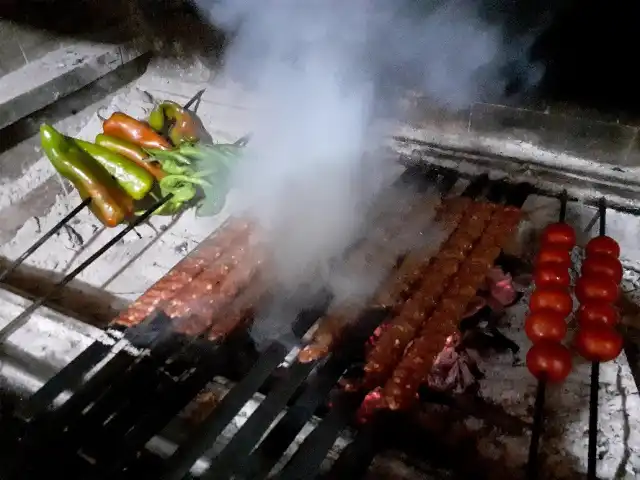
0;198;91;284
587;197;607;480
183;89;205;112
525;189;569;480
0;195;172;344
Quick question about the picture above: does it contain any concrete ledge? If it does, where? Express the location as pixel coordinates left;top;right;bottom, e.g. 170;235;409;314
0;39;147;130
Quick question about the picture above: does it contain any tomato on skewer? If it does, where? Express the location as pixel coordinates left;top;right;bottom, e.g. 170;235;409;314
541;223;576;250
574;325;623;363
526;340;573;383
585;235;620;259
530;288;573;318
534;263;571;289
575;275;619;304
525;310;568;343
581;253;623;284
536;247;572;270
576;302;619;328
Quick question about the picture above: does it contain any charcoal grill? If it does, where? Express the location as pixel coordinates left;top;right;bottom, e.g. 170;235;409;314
0;160;637;480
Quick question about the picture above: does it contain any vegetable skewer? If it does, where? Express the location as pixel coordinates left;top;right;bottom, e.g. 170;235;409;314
574;198;623;480
525;190;574;480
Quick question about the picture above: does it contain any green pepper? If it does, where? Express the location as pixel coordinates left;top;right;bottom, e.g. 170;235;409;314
95;134;166;180
148;101;202;145
73;138;155;201
40;124;133;228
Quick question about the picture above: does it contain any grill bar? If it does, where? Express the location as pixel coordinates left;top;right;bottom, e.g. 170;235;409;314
159;302;330;480
240;309;390;480
19;337;113;419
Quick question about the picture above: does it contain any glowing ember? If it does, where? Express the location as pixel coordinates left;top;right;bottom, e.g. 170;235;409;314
367;321;391;347
356;387;387;423
486;267;516;311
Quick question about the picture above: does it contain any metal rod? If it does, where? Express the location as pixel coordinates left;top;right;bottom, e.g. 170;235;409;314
0;195;172;344
19;339;112;419
160;342;288;480
559;190;567;223
234;133;252;147
276;392;362;480
525;381;546;480
201;361;317;480
241;308;389;480
588;361;600;479
183;89;206;112
525;191;567;479
587;197;607;480
0;198;91;284
598;197;606;237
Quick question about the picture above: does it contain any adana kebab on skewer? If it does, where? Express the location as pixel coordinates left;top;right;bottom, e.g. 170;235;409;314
111;218;251;328
372;196;472;310
383;202;523;409
171;244;266;335
298;189;455;363
207;276;270;341
195;180;433;344
359;198;496;391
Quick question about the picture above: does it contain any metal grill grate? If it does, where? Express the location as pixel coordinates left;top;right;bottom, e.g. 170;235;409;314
0;158;633;479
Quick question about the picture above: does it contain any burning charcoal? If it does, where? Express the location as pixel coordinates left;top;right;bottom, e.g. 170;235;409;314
123;311;174;348
485;267;517;310
427;334;482;393
494;252;529;277
356;387;387;424
460;326;519;357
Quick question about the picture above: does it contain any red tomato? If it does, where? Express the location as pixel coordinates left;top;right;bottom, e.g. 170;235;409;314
536;247;572;270
576;302;619;328
525;310;568;343
574;325;623;362
575;275;619;304
541;223;576;250
530;288;573;317
534;263;571;289
585;235;620;259
526;340;573;383
581;254;623;284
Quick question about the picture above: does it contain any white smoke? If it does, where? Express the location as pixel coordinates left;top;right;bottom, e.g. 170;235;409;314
191;0;539;339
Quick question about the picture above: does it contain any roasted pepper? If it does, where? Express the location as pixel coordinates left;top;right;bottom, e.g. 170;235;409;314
103;112;171;150
148;101;201;145
95;134;166;180
40;124;133;227
73;138;154;200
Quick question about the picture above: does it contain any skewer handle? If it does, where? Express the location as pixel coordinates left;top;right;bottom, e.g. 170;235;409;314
526;380;546;480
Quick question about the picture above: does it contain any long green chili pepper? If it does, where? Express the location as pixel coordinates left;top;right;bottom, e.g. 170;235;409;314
40;124;133;228
95;134;166;180
74;138;155;200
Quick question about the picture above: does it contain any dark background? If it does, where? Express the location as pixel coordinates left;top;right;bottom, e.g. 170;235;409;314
1;0;639;120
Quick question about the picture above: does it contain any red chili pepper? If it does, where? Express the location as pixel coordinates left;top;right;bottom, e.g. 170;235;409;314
103;112;171;150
